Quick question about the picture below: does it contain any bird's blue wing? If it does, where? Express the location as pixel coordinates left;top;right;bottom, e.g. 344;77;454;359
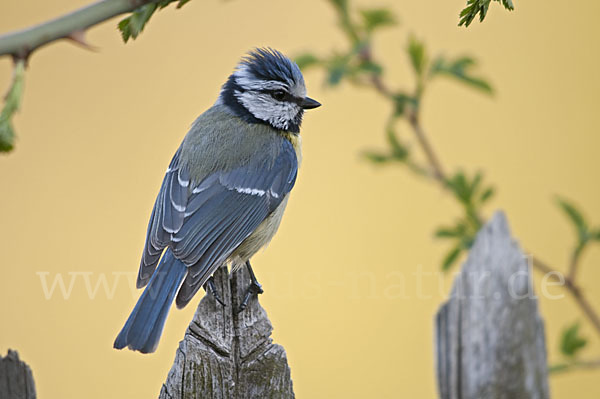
138;148;189;288
136;137;298;307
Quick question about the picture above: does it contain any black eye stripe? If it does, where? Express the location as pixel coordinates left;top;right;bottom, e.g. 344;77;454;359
263;90;303;105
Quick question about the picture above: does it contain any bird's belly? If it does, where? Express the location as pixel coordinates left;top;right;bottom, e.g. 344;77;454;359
230;195;290;267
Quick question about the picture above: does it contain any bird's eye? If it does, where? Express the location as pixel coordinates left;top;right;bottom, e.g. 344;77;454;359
271;90;286;101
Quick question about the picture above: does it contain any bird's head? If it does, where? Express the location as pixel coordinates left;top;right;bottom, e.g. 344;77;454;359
219;48;321;133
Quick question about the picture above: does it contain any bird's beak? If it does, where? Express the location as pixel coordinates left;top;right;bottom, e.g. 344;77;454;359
301;97;321;110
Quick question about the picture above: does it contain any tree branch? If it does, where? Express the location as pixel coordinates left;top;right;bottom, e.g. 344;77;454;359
357;42;600;339
568;247;583;282
551;357;600;374
359;45;447;183
405;104;600;337
0;0;155;60
533;257;600;335
369;74;394;99
407;112;447;183
566;279;600;335
573;358;600;370
531;257;556;276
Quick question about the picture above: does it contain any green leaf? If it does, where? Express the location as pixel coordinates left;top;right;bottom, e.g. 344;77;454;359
0;60;25;153
430;56;492;94
177;0;192;8
435;225;466;239
362;124;409;165
362;151;391;164
442;245;462;271
560;322;587;358
548;363;571;374
118;3;158;43
557;198;586;229
479;186;495;203
556;197;588;241
357;60;383;75
386;127;408;161
446;171;471;204
327;65;347;86
295;53;321;70
117;18;131;42
330;0;360;44
470;171;482;195
407;36;427;78
460;234;475;249
360;8;397;32
130;4;157;38
328;0;349;12
458;0;488;27
392;93;416;117
0;119;15;152
591;229;600;241
435;228;457;238
500;0;514;12
459;0;515;28
325;53;352;86
444;171;492;234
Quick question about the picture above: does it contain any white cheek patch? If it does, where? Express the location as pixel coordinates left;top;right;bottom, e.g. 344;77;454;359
235;91;301;130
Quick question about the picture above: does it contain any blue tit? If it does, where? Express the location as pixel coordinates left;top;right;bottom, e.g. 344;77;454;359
114;48;320;353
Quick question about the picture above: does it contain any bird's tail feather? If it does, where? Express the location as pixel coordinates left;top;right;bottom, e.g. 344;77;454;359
114;249;186;353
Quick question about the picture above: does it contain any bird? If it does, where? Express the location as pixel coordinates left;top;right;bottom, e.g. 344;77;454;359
113;48;320;353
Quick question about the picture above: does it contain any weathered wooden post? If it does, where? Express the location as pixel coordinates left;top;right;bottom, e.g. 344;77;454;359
0;350;36;399
159;265;294;399
436;211;550;398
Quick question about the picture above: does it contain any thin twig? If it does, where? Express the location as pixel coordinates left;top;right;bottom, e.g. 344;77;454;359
574;358;600;370
359;43;600;338
360;46;447;183
0;0;155;60
568;248;583;282
407;112;446;183
566;278;600;335
531;257;558;276
533;257;600;335
551;358;600;374
369;74;394;99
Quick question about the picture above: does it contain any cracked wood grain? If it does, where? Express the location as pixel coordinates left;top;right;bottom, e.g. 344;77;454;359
436;211;550;399
159;265;294;399
0;350;36;399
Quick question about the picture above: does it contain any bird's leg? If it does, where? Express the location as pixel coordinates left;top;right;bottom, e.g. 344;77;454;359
237;261;264;313
204;276;226;306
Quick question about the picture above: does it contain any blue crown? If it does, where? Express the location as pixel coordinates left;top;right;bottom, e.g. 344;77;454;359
239;48;304;86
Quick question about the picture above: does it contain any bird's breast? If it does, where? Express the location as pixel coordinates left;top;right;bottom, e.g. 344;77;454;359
284;132;303;166
230;195;290;267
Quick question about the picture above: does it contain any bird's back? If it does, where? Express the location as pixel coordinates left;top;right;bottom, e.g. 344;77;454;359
180;104;301;267
180;104;292;183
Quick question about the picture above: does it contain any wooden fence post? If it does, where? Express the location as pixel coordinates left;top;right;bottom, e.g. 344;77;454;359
436;211;550;398
0;349;36;399
159;264;294;399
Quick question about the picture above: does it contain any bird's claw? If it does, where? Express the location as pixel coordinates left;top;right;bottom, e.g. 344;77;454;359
204;276;226;307
236;261;263;313
237;280;263;314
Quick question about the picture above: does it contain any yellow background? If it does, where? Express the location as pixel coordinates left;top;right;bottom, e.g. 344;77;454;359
1;0;600;397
